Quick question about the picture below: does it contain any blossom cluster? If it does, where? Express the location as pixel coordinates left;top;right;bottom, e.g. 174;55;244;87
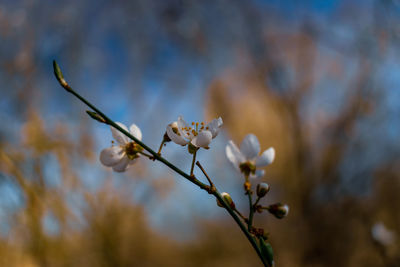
99;115;289;221
53;59;288;267
100;116;274;180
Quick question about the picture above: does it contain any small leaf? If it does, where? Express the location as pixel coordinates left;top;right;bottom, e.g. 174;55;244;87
259;237;274;267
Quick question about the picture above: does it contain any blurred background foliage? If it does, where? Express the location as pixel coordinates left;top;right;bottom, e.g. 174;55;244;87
0;0;400;266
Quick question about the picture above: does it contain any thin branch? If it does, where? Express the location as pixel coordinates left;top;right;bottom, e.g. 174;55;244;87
195;161;215;188
157;140;166;155
190;150;197;177
234;207;248;222
53;60;269;267
248;193;255;231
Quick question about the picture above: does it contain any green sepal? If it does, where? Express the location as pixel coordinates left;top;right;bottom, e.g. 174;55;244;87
188;143;198;154
259;237;274;267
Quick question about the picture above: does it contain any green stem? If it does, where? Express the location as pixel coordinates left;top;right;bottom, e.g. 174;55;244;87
248;192;254;231
233;207;247;222
139;151;153;158
53;61;268;267
190;150;197;176
213;190;268;267
157;140;165;155
195;161;214;188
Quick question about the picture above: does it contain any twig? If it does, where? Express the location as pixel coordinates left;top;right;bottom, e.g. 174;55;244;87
53;60;269;267
195;161;215;188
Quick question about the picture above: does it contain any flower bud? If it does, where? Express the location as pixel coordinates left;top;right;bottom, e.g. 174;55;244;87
86;110;106;123
267;203;289;219
217;192;235;209
53;60;69;89
259;238;274;267
256;183;270;198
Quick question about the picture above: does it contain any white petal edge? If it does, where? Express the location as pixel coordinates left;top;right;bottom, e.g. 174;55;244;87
111;122;129;145
129;124;142;141
250;169;265;179
166;122;188;146
100;146;125;167
256;147;275;167
240;134;260;160
177;116;192;139
112;157;130;172
225;140;245;170
206;117;223;138
191;130;212;148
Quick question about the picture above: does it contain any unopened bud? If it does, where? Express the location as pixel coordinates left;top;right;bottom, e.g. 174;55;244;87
256;183;270;198
53;60;69;89
217;192;235;209
267;203;289;219
86;111;106;123
259;237;274;267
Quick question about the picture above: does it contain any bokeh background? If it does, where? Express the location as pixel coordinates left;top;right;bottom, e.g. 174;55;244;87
1;0;400;266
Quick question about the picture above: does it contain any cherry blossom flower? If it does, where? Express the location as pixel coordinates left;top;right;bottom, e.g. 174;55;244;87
372;222;396;246
99;122;143;172
166;116;223;149
225;134;275;178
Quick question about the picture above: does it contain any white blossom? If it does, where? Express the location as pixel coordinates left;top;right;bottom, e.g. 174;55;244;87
372;222;396;246
99;122;143;172
166;116;223;149
225;134;275;178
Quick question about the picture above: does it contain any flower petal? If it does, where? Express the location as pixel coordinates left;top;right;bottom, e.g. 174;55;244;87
191;130;212;148
206;117;223;138
256;147;275;167
250;169;265;179
240;134;260;160
128;158;138;165
129;124;142;141
111;122;129;145
112;156;130;172
100;146;124;167
166;122;188;146
225;141;245;170
177;116;192;139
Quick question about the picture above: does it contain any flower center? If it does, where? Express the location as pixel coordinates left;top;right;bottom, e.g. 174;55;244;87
239;161;256;176
124;142;142;160
181;121;209;137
